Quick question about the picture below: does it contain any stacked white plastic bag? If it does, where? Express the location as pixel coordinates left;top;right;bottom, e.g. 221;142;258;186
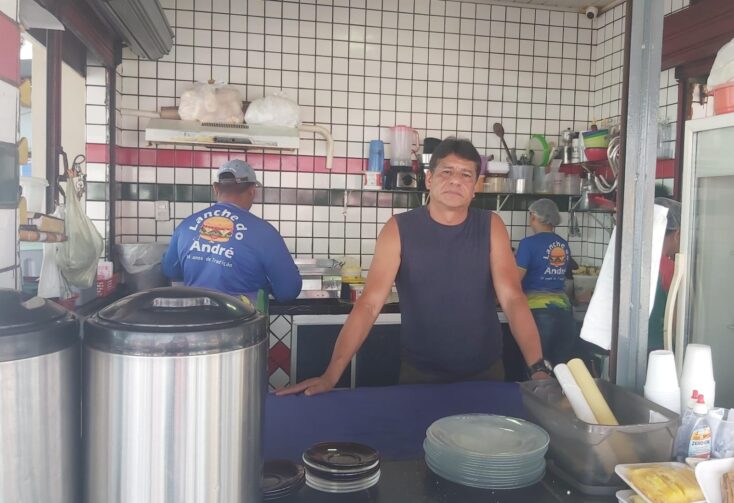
178;82;245;124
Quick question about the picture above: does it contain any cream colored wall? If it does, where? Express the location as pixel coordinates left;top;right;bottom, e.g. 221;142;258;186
30;38;45;179
61;63;87;171
30;41;87;181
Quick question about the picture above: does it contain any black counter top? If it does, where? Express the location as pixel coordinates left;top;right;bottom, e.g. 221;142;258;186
280;458;616;502
270;298;401;316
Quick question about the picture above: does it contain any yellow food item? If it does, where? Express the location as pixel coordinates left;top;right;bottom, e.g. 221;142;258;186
629;496;645;503
627;465;704;503
722;469;734;503
567;358;619;425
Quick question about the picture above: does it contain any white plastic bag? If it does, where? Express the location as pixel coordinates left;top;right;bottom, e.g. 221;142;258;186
178;82;245;123
56;178;104;288
38;206;70;298
117;243;168;274
38;243;71;299
708;37;734;89
244;91;300;127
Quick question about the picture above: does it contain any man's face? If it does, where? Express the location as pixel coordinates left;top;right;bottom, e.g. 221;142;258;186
425;154;478;209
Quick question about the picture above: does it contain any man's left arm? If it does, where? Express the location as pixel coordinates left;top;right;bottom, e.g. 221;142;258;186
162;228;183;280
488;213;548;379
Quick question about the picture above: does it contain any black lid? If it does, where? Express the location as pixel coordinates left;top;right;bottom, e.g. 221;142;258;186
0;289;79;361
84;287;266;356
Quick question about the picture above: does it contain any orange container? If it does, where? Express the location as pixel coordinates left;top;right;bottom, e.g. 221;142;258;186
712;84;734;115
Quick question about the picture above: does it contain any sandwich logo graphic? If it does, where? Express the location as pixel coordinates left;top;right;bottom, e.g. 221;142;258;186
548;245;567;267
199;216;234;242
543;241;568;276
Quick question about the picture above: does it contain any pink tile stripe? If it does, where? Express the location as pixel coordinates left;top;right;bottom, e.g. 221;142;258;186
86;143;367;173
0;13;20;87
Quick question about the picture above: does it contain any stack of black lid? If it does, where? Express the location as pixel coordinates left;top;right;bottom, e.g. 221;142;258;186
302;442;380;494
262;460;305;500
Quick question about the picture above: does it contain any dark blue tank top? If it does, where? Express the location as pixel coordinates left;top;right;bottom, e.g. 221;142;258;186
394;206;503;375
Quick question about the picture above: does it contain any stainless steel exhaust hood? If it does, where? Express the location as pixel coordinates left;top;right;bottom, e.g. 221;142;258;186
92;0;173;60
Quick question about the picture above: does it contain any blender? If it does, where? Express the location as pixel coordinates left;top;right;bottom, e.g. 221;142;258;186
388;125;420;190
418;137;441;190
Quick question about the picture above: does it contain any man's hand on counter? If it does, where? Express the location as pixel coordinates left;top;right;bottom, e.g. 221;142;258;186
275;374;337;397
531;371;552;381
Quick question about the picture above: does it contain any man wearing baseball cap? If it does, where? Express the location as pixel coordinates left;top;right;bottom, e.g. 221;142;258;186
162;159;301;305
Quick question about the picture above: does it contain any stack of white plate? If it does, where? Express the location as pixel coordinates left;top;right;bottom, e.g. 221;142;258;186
424;414;549;490
302;442;380;494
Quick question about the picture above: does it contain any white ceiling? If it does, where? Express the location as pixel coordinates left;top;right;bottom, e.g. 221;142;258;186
464;0;623;14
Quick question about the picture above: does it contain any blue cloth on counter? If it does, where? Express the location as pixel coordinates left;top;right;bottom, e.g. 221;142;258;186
263;381;526;462
161;202;301;301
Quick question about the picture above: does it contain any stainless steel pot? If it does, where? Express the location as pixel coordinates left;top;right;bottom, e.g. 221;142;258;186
0;290;80;503
83;287;267;503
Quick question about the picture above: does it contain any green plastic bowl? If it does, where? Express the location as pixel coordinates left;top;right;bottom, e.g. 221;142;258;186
582;129;609;148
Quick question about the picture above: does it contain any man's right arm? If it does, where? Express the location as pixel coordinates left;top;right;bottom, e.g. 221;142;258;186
276;217;402;396
263;229;302;302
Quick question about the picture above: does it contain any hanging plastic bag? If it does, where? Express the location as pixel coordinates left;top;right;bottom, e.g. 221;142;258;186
178;82;245;124
56;178;104;288
244;91;300;127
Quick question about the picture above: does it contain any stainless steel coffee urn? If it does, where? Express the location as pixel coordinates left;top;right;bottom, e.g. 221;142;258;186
0;289;81;503
83;287;267;503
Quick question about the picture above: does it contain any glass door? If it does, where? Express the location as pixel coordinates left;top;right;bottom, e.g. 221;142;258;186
684;121;734;408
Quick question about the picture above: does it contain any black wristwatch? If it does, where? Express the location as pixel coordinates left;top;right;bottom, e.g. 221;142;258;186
526;358;553;378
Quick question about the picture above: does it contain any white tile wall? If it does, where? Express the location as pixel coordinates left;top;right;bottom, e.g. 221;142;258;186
87;0;642;268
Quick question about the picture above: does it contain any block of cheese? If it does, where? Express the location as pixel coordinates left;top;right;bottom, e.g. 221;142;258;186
723;470;734;503
627;464;703;503
567;358;619;426
554;363;598;424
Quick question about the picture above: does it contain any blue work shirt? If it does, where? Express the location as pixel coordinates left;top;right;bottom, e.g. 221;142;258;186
162;202;302;301
515;231;571;295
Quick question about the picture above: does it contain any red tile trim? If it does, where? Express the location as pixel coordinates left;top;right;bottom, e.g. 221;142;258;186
656;158;675;179
86;143;368;174
0;13;20;87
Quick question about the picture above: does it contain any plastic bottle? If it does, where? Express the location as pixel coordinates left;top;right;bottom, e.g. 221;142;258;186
674;390;700;461
682;390;700;423
687;395;713;460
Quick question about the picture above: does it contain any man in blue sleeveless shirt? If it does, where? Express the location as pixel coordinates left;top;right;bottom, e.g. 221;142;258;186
279;138;549;396
162;160;302;304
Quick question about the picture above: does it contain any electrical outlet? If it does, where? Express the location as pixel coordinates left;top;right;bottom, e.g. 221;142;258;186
155;200;170;221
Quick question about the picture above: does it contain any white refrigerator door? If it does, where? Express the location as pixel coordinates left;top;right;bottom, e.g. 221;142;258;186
680;113;734;408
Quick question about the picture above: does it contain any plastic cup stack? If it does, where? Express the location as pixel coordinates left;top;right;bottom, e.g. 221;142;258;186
681;344;716;408
680;344;716;408
643;350;681;414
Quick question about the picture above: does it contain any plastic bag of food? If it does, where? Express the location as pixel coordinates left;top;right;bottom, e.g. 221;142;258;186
244;91;300;127
178;82;244;123
708;37;734;89
56;178;105;288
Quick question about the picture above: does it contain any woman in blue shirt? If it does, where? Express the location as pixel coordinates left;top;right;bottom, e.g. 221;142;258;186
515;199;578;365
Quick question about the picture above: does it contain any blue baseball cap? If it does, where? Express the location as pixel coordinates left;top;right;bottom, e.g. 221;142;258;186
217;159;262;186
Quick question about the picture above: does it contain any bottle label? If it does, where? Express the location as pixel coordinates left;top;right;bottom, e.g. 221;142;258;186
689;425;712;459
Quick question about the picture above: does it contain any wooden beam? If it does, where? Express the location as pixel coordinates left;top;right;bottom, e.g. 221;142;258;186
59;1;120;68
46;30;62;213
662;0;734;71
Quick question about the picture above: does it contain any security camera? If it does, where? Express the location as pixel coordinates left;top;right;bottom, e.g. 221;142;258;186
585;6;599;19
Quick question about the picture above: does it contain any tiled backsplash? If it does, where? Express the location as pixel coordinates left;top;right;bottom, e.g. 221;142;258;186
84;0;640;270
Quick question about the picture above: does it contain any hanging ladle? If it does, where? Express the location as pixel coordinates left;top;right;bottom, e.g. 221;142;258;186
493;122;517;165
